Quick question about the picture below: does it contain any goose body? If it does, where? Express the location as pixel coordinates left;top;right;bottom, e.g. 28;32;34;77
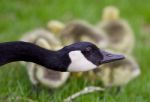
0;41;124;72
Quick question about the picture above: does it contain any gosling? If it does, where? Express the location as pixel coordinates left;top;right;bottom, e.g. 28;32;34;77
97;6;134;54
92;54;140;92
60;20;108;48
26;38;70;89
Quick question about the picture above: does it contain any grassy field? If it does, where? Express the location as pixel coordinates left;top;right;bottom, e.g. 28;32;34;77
0;0;150;102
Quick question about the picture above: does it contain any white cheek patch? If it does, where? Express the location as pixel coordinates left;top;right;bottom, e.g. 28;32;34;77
68;51;97;72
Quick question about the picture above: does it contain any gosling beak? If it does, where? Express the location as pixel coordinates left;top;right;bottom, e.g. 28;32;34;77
100;50;125;64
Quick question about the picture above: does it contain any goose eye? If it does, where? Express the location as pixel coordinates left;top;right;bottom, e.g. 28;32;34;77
85;47;92;52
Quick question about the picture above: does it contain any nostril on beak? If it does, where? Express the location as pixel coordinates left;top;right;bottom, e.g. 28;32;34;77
100;50;125;64
106;54;113;57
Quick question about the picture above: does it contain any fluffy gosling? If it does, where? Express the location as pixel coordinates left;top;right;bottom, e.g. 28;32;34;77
21;29;70;88
97;6;134;54
92;54;140;91
26;38;70;88
60;20;108;48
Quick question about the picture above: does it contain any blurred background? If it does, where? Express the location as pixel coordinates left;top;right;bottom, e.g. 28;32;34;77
0;0;150;102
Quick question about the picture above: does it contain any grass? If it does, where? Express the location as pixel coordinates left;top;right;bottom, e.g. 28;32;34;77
0;0;150;101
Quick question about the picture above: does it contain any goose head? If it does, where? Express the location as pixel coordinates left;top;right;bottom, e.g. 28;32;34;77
59;42;125;72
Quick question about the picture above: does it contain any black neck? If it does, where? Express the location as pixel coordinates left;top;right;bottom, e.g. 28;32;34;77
0;41;68;71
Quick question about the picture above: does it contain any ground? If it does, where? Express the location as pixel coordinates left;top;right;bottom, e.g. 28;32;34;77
0;0;150;102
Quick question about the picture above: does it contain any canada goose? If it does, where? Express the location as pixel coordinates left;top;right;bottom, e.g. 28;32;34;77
0;41;124;72
26;38;70;88
97;6;134;54
61;20;108;48
47;20;65;36
92;54;140;90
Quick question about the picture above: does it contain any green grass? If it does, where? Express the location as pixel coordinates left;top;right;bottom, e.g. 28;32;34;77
0;0;150;102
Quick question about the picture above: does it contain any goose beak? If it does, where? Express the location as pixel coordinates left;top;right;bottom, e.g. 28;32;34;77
100;50;125;64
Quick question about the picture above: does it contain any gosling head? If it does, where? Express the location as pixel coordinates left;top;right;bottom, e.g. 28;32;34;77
59;42;125;72
47;20;65;34
102;6;120;21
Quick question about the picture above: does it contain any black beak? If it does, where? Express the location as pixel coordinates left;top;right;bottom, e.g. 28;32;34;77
100;50;125;64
